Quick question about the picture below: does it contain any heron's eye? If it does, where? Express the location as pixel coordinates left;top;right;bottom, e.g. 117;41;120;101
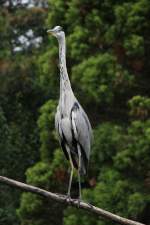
57;26;63;32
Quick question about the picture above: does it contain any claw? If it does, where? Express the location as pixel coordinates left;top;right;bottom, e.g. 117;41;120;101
65;194;71;204
86;202;93;208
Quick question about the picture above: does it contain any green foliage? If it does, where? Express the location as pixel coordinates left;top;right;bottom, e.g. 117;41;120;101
90;123;123;175
1;0;150;225
128;95;150;120
18;150;68;225
36;47;59;97
0;2;47;224
124;35;144;57
114;120;150;177
37;100;57;161
72;54;134;104
128;193;146;219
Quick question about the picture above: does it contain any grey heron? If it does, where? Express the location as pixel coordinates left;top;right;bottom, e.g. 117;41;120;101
47;26;92;201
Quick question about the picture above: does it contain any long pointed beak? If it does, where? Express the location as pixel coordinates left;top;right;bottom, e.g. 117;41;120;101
47;29;54;35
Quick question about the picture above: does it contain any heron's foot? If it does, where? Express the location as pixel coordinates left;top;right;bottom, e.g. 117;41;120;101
86;202;93;209
65;194;71;203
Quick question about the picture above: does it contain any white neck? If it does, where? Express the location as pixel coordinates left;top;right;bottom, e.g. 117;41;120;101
58;33;71;91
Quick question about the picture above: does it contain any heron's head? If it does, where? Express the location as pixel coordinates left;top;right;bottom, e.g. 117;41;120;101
47;26;64;40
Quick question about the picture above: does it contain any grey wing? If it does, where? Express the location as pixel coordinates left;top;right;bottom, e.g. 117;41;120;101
71;103;92;169
55;106;69;161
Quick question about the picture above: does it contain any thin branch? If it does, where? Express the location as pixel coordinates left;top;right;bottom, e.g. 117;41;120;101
0;176;145;225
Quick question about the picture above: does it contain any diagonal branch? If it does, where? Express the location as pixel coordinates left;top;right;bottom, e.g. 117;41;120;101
0;176;145;225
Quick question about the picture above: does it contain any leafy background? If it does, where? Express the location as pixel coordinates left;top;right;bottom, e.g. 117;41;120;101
0;0;150;225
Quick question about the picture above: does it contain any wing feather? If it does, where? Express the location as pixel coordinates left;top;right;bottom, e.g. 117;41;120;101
71;102;92;167
55;106;69;160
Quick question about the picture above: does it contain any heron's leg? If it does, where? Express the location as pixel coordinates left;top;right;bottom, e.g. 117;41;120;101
66;147;74;197
77;145;82;201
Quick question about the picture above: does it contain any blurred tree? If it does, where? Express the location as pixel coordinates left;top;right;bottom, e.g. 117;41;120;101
1;0;150;225
17;149;68;225
37;100;57;162
0;1;48;224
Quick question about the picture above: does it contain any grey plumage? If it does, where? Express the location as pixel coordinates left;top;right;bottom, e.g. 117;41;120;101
47;26;92;199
